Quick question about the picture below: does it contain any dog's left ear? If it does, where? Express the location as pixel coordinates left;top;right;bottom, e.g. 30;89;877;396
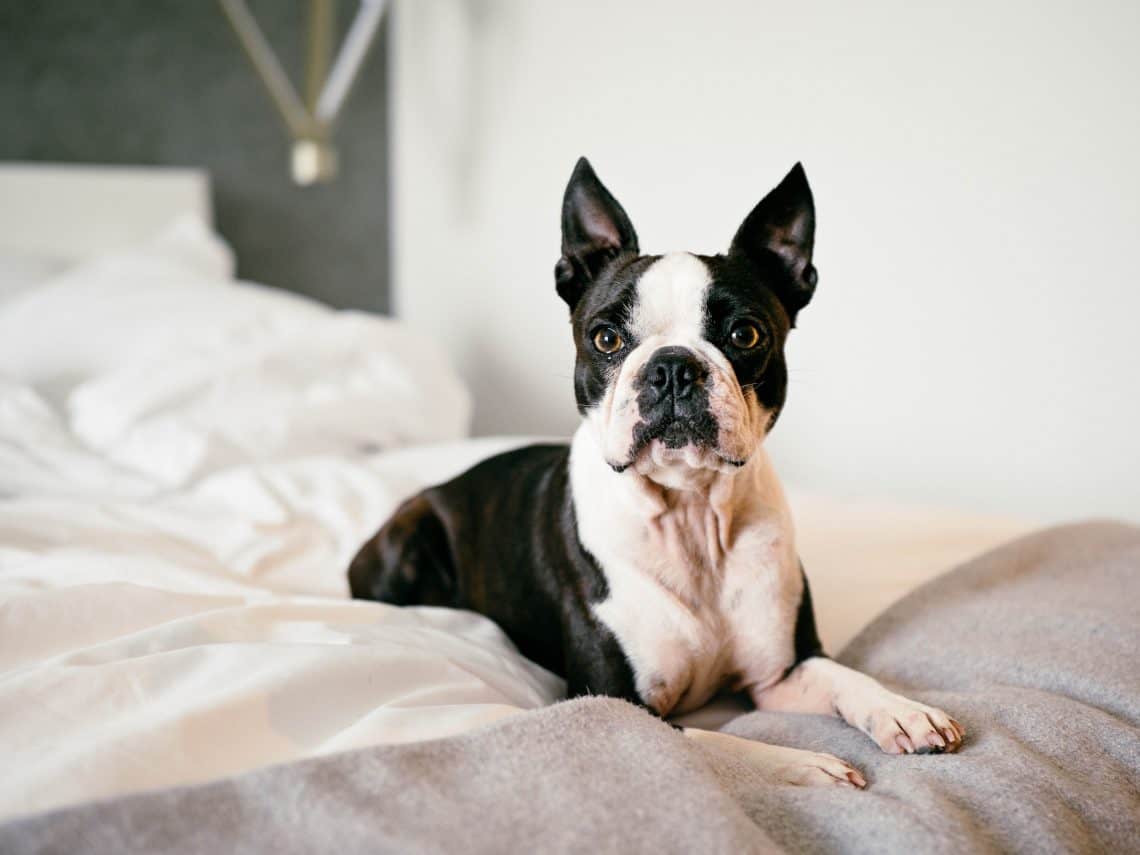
730;163;817;321
555;157;639;309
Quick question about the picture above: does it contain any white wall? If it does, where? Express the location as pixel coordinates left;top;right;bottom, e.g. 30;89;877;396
391;0;1140;522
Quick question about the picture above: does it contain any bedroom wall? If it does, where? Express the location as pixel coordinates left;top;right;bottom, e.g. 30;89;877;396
391;0;1140;523
0;0;390;312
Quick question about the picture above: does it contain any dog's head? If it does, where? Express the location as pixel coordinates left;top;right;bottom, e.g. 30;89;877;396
556;158;817;482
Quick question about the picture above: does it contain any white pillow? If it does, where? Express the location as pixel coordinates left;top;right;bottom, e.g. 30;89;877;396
0;251;69;308
0;218;471;486
67;300;472;485
0;215;235;389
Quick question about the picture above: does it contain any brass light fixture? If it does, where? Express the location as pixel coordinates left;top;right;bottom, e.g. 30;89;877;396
219;0;387;185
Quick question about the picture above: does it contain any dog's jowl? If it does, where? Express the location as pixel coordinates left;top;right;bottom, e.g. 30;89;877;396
349;159;964;787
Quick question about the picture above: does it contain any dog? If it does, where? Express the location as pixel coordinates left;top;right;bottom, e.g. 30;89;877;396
349;159;963;787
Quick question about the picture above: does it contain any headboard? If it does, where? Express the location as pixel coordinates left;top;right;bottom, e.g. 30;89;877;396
0;163;212;262
0;0;389;312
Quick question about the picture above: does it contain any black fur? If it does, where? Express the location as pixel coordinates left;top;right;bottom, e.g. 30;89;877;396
556;157;640;311
730;162;817;324
349;444;640;702
570;253;658;413
697;251;795;431
787;564;826;678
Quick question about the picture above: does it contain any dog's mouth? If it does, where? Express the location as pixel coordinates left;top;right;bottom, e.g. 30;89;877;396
607;417;747;474
651;419;706;450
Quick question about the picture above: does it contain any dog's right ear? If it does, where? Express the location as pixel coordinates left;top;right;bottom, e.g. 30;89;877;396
555;157;639;309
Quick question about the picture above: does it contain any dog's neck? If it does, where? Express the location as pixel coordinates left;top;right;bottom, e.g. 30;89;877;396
570;423;777;575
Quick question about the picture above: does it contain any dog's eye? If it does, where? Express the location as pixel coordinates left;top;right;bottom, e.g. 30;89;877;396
730;323;762;350
592;326;624;354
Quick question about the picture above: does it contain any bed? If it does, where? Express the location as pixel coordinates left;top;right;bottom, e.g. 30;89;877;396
2;168;1135;852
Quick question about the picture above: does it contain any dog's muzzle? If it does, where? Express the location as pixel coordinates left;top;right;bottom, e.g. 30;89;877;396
629;346;719;455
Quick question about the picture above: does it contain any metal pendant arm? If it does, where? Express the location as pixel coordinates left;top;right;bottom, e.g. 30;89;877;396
219;0;316;139
316;0;387;127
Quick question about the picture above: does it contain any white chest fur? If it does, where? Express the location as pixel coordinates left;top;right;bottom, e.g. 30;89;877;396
569;426;805;716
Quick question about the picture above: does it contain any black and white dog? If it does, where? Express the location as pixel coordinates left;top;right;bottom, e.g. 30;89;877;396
349;159;963;787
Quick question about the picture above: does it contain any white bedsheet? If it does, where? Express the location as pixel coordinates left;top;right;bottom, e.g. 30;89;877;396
0;434;566;822
0;223;1030;820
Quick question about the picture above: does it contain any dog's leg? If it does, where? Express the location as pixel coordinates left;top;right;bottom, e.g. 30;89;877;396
752;657;965;755
683;727;866;788
561;610;864;787
348;493;457;607
562;607;644;704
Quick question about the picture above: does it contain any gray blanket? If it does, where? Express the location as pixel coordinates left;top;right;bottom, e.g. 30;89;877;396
6;521;1140;854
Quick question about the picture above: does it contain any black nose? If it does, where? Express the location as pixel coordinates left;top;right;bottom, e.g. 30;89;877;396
642;346;707;403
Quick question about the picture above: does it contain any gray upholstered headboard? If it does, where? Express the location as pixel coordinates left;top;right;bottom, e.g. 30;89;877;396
0;0;389;312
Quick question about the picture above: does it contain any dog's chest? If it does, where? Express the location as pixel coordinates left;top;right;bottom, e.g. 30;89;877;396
590;500;803;717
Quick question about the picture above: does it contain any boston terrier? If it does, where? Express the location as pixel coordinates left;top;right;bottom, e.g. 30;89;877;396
349;159;963;787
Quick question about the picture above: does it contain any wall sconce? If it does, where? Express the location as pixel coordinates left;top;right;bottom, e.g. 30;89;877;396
219;0;387;185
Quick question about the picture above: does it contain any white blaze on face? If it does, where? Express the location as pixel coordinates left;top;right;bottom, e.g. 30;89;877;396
627;252;711;343
590;252;767;474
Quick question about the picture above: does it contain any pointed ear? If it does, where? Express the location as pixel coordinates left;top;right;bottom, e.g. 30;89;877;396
730;162;817;319
555;157;639;309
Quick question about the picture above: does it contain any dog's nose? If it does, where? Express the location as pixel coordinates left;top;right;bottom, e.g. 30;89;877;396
643;347;707;403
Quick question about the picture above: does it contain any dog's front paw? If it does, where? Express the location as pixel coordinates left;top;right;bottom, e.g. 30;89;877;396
686;729;867;789
770;747;868;788
734;741;867;789
860;697;965;755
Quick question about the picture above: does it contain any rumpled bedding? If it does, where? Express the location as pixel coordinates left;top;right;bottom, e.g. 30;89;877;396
0;418;1030;824
3;218;1060;843
0;222;564;820
0;216;471;492
4;521;1138;854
